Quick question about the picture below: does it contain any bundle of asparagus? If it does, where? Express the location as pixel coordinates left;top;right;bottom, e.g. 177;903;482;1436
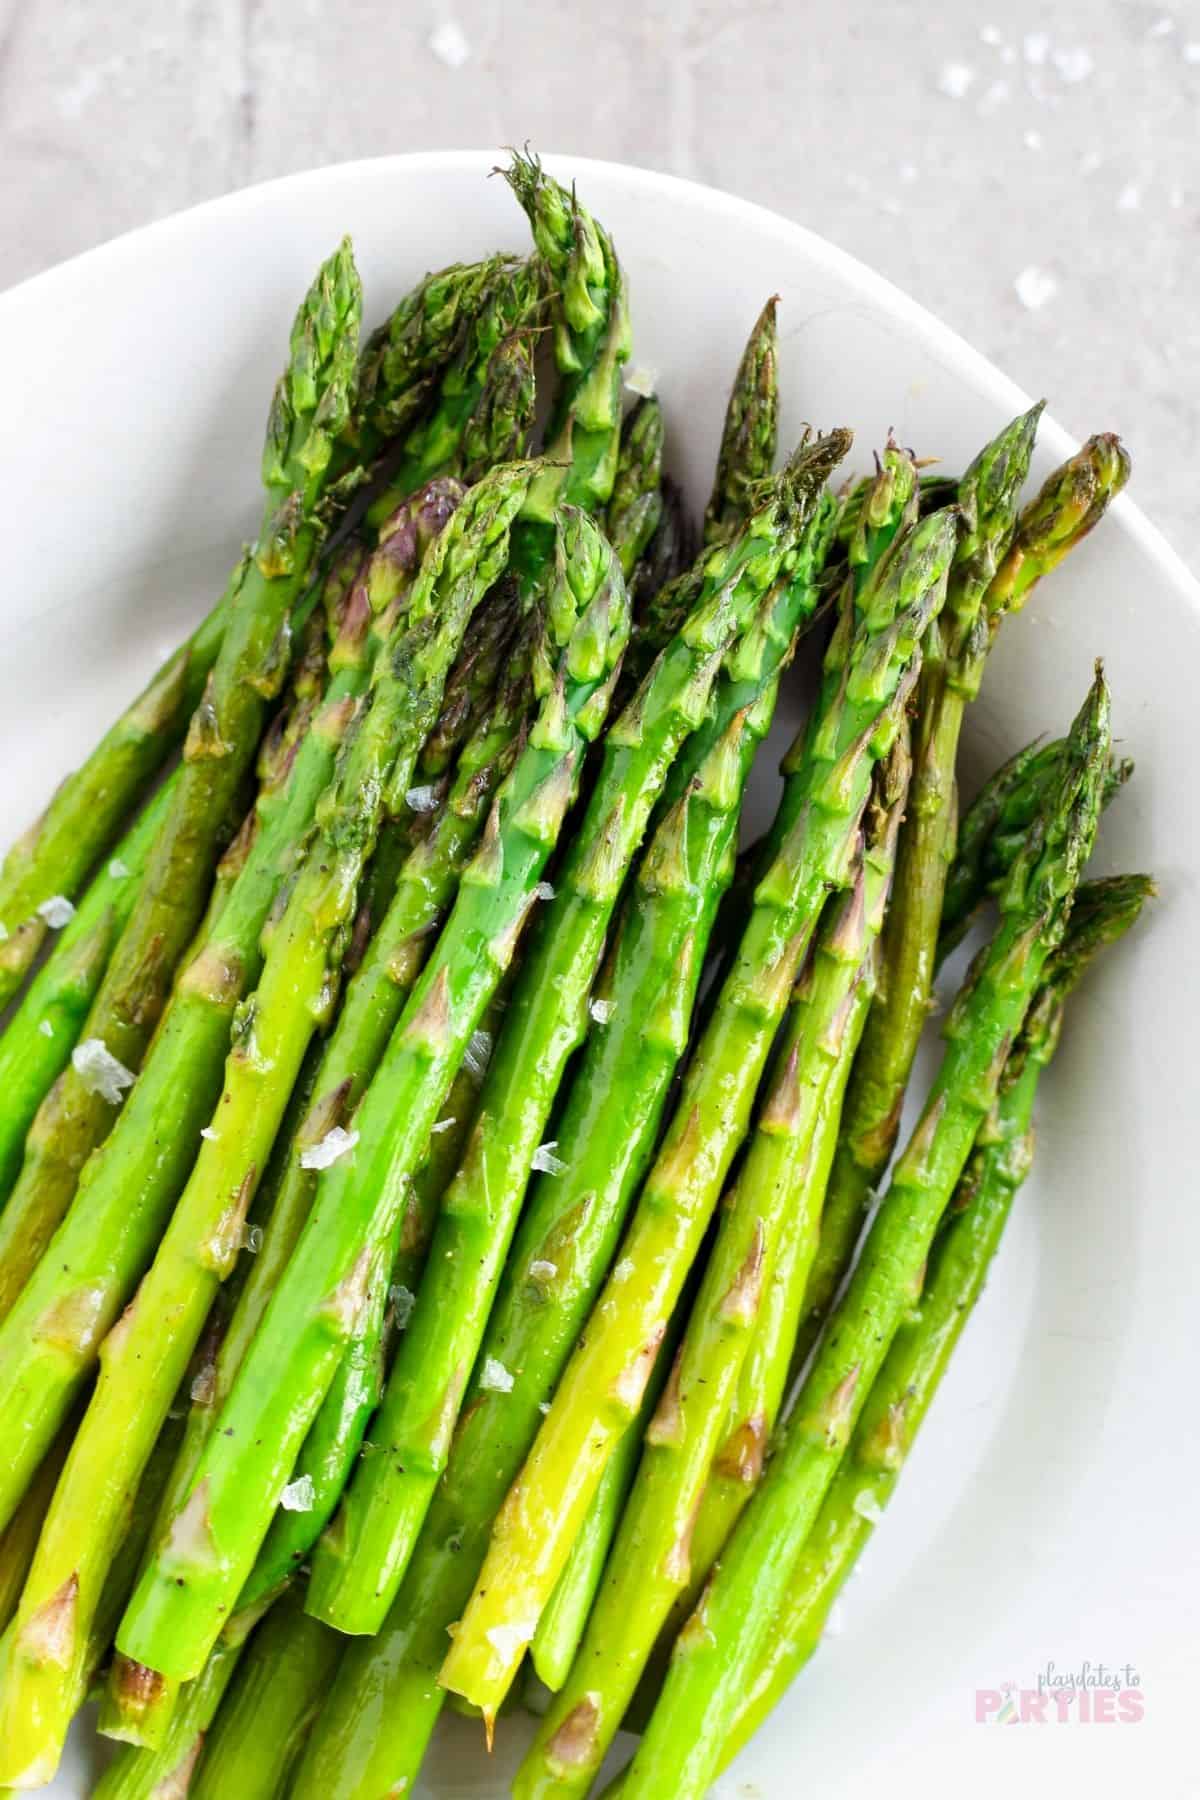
0;150;1148;1800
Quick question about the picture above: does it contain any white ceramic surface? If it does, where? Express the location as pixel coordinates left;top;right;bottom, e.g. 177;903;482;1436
0;152;1195;1800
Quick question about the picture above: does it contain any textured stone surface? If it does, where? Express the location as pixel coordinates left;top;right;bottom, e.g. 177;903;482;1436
0;0;1195;561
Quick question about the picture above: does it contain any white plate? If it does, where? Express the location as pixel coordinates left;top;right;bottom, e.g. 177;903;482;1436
1;153;1195;1800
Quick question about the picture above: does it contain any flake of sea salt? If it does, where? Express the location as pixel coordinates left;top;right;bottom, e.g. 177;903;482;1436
589;997;616;1024
529;1260;558;1281
1116;182;1142;213
1052;45;1094;83
1013;266;1058;311
1023;128;1044;150
853;1489;884;1525
389;1284;416;1329
37;895;75;928
404;785;439;814
532;1141;566;1175
429;19;470;68
614;1257;635;1282
485;1620;536;1661
200;1125;218;1141
108;857;130;880
533;882;555;902
299;1125;360;1171
480;1356;515;1393
463;1028;492;1078
1022;31;1050;66
39;1019;54;1038
624;365;658;398
280;1474;316;1512
430;1116;456;1134
936;61;975;99
72;1038;135;1104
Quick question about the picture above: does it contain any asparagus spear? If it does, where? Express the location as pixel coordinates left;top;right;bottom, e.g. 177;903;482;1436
230;635;537;1616
606;396;666;579
704;297;779;543
506;152;631;529
630;475;695;620
100;602;528;1747
0;598;232;1014
368;263;544;524
305;446;842;1638
0;245;365;1013
0;519;392;1516
516;733;911;1796
89;1640;242;1800
719;873;1151;1769
438;506;954;1722
618;668;1112;1799
288;467;845;1795
794;427;1129;1375
0;466;534;1785
0;242;362;1332
0;773;176;1210
354;254;529;451
190;1587;343;1800
0;567;345;1321
937;735;1133;964
116;503;629;1684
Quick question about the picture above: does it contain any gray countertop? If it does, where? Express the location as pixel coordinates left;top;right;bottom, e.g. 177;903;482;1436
1;0;1195;564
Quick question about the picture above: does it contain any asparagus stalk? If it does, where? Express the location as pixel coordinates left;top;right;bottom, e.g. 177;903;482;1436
0;520;389;1516
704;297;779;543
516;734;911;1796
289;470;845;1796
795;427;1129;1374
0;242;363;1348
528;1414;644;1697
305;445;843;1638
506;152;631;528
133;518;527;1577
100;604;528;1748
0;244;366;1014
368;262;544;524
937;735;1133;964
187;1586;342;1800
230;639;537;1616
354;254;529;451
0;597;232;1014
89;1640;242;1800
0;773;177;1210
0;570;344;1326
0;466;534;1785
619;669;1113;1799
606;396;666;579
719;873;1151;1768
438;506;955;1722
631;476;695;617
116;503;629;1684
